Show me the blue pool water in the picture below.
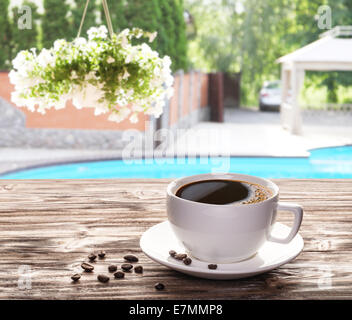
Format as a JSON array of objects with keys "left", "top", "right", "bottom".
[{"left": 1, "top": 146, "right": 352, "bottom": 179}]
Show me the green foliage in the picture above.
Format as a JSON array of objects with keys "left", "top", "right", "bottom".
[
  {"left": 185, "top": 0, "right": 241, "bottom": 72},
  {"left": 0, "top": 0, "right": 11, "bottom": 69},
  {"left": 42, "top": 0, "right": 71, "bottom": 49},
  {"left": 104, "top": 0, "right": 128, "bottom": 32},
  {"left": 70, "top": 0, "right": 98, "bottom": 40},
  {"left": 169, "top": 0, "right": 188, "bottom": 71},
  {"left": 158, "top": 0, "right": 176, "bottom": 60},
  {"left": 123, "top": 0, "right": 161, "bottom": 33},
  {"left": 185, "top": 0, "right": 352, "bottom": 105},
  {"left": 239, "top": 0, "right": 294, "bottom": 104},
  {"left": 105, "top": 0, "right": 188, "bottom": 71}
]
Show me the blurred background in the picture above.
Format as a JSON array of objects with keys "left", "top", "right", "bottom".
[
  {"left": 0, "top": 0, "right": 352, "bottom": 178},
  {"left": 2, "top": 0, "right": 352, "bottom": 105}
]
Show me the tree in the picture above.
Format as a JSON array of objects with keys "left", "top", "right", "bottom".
[
  {"left": 123, "top": 0, "right": 162, "bottom": 47},
  {"left": 42, "top": 0, "right": 71, "bottom": 49},
  {"left": 185, "top": 0, "right": 352, "bottom": 105},
  {"left": 184, "top": 0, "right": 242, "bottom": 72},
  {"left": 169, "top": 0, "right": 188, "bottom": 71},
  {"left": 102, "top": 0, "right": 128, "bottom": 32},
  {"left": 108, "top": 0, "right": 188, "bottom": 71},
  {"left": 238, "top": 0, "right": 294, "bottom": 104},
  {"left": 154, "top": 0, "right": 172, "bottom": 61},
  {"left": 0, "top": 0, "right": 11, "bottom": 70},
  {"left": 70, "top": 0, "right": 98, "bottom": 40}
]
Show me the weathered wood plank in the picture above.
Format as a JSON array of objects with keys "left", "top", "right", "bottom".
[{"left": 0, "top": 179, "right": 351, "bottom": 299}]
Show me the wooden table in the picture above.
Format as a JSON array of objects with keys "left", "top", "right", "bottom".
[{"left": 0, "top": 179, "right": 351, "bottom": 300}]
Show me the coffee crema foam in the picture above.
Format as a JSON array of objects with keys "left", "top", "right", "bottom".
[
  {"left": 175, "top": 179, "right": 272, "bottom": 205},
  {"left": 239, "top": 183, "right": 272, "bottom": 205}
]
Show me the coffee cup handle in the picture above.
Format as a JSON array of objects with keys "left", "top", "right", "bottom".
[{"left": 268, "top": 202, "right": 303, "bottom": 244}]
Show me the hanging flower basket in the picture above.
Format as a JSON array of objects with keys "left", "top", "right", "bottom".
[{"left": 9, "top": 25, "right": 174, "bottom": 123}]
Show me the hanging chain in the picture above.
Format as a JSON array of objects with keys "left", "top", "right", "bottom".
[
  {"left": 102, "top": 0, "right": 114, "bottom": 38},
  {"left": 77, "top": 0, "right": 90, "bottom": 38},
  {"left": 77, "top": 0, "right": 114, "bottom": 39}
]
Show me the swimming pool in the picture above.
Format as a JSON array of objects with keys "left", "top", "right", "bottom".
[{"left": 1, "top": 146, "right": 352, "bottom": 179}]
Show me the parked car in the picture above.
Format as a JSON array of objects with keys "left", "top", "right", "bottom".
[{"left": 259, "top": 80, "right": 281, "bottom": 111}]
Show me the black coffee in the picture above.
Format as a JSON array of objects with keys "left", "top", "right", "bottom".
[{"left": 175, "top": 179, "right": 271, "bottom": 205}]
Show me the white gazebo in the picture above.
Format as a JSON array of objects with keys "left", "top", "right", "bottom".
[{"left": 277, "top": 26, "right": 352, "bottom": 134}]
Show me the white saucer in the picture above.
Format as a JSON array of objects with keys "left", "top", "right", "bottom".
[{"left": 140, "top": 221, "right": 304, "bottom": 280}]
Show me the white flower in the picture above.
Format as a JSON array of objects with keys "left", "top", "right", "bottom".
[
  {"left": 149, "top": 31, "right": 157, "bottom": 43},
  {"left": 73, "top": 37, "right": 87, "bottom": 49},
  {"left": 163, "top": 55, "right": 172, "bottom": 69},
  {"left": 85, "top": 71, "right": 97, "bottom": 81},
  {"left": 37, "top": 49, "right": 55, "bottom": 68},
  {"left": 8, "top": 70, "right": 19, "bottom": 85},
  {"left": 53, "top": 39, "right": 67, "bottom": 51},
  {"left": 94, "top": 105, "right": 109, "bottom": 115},
  {"left": 108, "top": 107, "right": 131, "bottom": 123},
  {"left": 122, "top": 69, "right": 130, "bottom": 80},
  {"left": 135, "top": 32, "right": 143, "bottom": 39},
  {"left": 71, "top": 71, "right": 78, "bottom": 79},
  {"left": 125, "top": 47, "right": 137, "bottom": 63},
  {"left": 54, "top": 97, "right": 68, "bottom": 110},
  {"left": 129, "top": 113, "right": 138, "bottom": 123},
  {"left": 166, "top": 87, "right": 175, "bottom": 99},
  {"left": 9, "top": 26, "right": 174, "bottom": 124},
  {"left": 12, "top": 50, "right": 28, "bottom": 70},
  {"left": 107, "top": 56, "right": 115, "bottom": 64},
  {"left": 87, "top": 25, "right": 108, "bottom": 40},
  {"left": 121, "top": 35, "right": 129, "bottom": 49},
  {"left": 120, "top": 28, "right": 130, "bottom": 37},
  {"left": 131, "top": 104, "right": 144, "bottom": 112}
]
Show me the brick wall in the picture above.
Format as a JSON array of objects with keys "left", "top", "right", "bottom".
[{"left": 0, "top": 71, "right": 209, "bottom": 132}]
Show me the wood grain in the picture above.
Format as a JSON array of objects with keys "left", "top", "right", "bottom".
[{"left": 0, "top": 179, "right": 351, "bottom": 300}]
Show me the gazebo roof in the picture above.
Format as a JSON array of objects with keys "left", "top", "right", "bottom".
[{"left": 277, "top": 26, "right": 352, "bottom": 66}]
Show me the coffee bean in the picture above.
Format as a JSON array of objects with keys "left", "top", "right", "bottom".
[
  {"left": 183, "top": 257, "right": 192, "bottom": 265},
  {"left": 265, "top": 276, "right": 279, "bottom": 287},
  {"left": 169, "top": 250, "right": 177, "bottom": 257},
  {"left": 124, "top": 255, "right": 139, "bottom": 263},
  {"left": 154, "top": 282, "right": 165, "bottom": 291},
  {"left": 208, "top": 264, "right": 217, "bottom": 270},
  {"left": 98, "top": 250, "right": 106, "bottom": 258},
  {"left": 114, "top": 271, "right": 125, "bottom": 279},
  {"left": 81, "top": 262, "right": 94, "bottom": 272},
  {"left": 71, "top": 274, "right": 81, "bottom": 282},
  {"left": 121, "top": 263, "right": 133, "bottom": 272},
  {"left": 108, "top": 265, "right": 117, "bottom": 272},
  {"left": 97, "top": 274, "right": 109, "bottom": 283},
  {"left": 265, "top": 276, "right": 284, "bottom": 289},
  {"left": 88, "top": 253, "right": 97, "bottom": 261},
  {"left": 276, "top": 283, "right": 284, "bottom": 289},
  {"left": 134, "top": 266, "right": 143, "bottom": 274},
  {"left": 175, "top": 253, "right": 187, "bottom": 260}
]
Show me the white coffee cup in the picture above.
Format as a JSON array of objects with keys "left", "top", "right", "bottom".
[{"left": 167, "top": 173, "right": 303, "bottom": 263}]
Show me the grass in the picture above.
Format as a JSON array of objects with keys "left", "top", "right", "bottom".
[
  {"left": 300, "top": 85, "right": 352, "bottom": 108},
  {"left": 242, "top": 84, "right": 352, "bottom": 109}
]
